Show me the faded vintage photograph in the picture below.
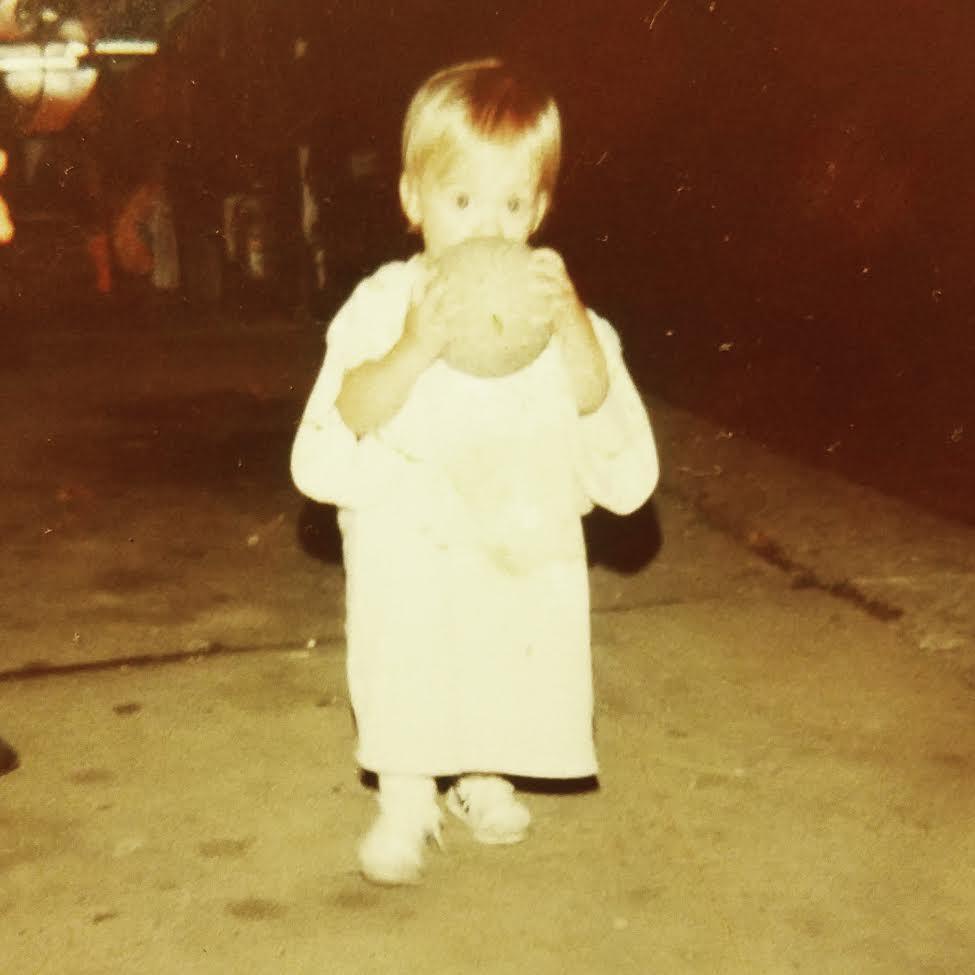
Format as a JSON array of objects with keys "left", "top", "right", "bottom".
[{"left": 1, "top": 2, "right": 973, "bottom": 972}]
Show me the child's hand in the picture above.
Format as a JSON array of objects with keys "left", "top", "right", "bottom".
[
  {"left": 531, "top": 248, "right": 610, "bottom": 414},
  {"left": 336, "top": 261, "right": 457, "bottom": 436},
  {"left": 401, "top": 260, "right": 454, "bottom": 365},
  {"left": 530, "top": 248, "right": 590, "bottom": 335}
]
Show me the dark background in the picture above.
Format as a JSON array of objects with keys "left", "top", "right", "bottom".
[{"left": 4, "top": 0, "right": 974, "bottom": 524}]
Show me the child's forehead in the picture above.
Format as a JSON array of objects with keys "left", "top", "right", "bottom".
[{"left": 429, "top": 139, "right": 540, "bottom": 189}]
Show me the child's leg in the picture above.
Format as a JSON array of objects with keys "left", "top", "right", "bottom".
[
  {"left": 446, "top": 774, "right": 531, "bottom": 845},
  {"left": 359, "top": 773, "right": 442, "bottom": 886}
]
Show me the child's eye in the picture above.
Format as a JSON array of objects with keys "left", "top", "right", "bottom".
[
  {"left": 507, "top": 197, "right": 522, "bottom": 214},
  {"left": 454, "top": 193, "right": 470, "bottom": 210}
]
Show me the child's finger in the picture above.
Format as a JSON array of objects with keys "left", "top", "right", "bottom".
[
  {"left": 410, "top": 276, "right": 429, "bottom": 305},
  {"left": 410, "top": 258, "right": 441, "bottom": 304},
  {"left": 532, "top": 250, "right": 574, "bottom": 291},
  {"left": 532, "top": 247, "right": 567, "bottom": 276},
  {"left": 530, "top": 267, "right": 573, "bottom": 307},
  {"left": 421, "top": 278, "right": 450, "bottom": 312},
  {"left": 0, "top": 150, "right": 7, "bottom": 177},
  {"left": 532, "top": 245, "right": 563, "bottom": 264}
]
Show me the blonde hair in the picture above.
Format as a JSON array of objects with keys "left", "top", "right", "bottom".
[{"left": 402, "top": 58, "right": 562, "bottom": 198}]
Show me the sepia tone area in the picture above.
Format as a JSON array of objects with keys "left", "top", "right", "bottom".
[{"left": 2, "top": 2, "right": 973, "bottom": 972}]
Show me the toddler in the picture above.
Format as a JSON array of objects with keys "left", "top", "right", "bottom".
[{"left": 291, "top": 59, "right": 659, "bottom": 885}]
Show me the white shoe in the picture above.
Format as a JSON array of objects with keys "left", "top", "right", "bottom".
[
  {"left": 446, "top": 774, "right": 531, "bottom": 845},
  {"left": 358, "top": 775, "right": 443, "bottom": 886}
]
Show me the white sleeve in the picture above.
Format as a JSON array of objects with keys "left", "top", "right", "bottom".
[
  {"left": 577, "top": 312, "right": 660, "bottom": 515},
  {"left": 290, "top": 264, "right": 415, "bottom": 509}
]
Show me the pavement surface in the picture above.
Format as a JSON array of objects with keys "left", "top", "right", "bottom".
[{"left": 1, "top": 305, "right": 973, "bottom": 974}]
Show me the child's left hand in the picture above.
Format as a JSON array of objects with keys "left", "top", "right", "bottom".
[
  {"left": 530, "top": 247, "right": 590, "bottom": 335},
  {"left": 531, "top": 248, "right": 610, "bottom": 414}
]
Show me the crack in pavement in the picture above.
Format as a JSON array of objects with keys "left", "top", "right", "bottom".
[
  {"left": 0, "top": 636, "right": 344, "bottom": 684},
  {"left": 661, "top": 483, "right": 905, "bottom": 623}
]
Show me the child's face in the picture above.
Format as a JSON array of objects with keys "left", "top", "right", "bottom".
[{"left": 400, "top": 138, "right": 549, "bottom": 258}]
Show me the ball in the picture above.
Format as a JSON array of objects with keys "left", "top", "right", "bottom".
[{"left": 434, "top": 237, "right": 557, "bottom": 378}]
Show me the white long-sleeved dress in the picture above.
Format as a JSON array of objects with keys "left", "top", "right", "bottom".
[{"left": 291, "top": 257, "right": 659, "bottom": 779}]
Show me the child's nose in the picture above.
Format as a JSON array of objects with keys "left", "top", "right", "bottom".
[{"left": 474, "top": 211, "right": 503, "bottom": 238}]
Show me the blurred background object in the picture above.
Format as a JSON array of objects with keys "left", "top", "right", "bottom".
[{"left": 1, "top": 0, "right": 166, "bottom": 304}]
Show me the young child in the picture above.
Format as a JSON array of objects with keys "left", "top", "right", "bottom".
[{"left": 291, "top": 58, "right": 659, "bottom": 885}]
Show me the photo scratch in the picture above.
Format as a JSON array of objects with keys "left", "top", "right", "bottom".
[{"left": 645, "top": 0, "right": 674, "bottom": 31}]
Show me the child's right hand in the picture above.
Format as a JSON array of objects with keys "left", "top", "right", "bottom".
[{"left": 401, "top": 261, "right": 454, "bottom": 365}]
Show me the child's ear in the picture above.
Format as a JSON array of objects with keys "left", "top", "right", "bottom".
[
  {"left": 531, "top": 191, "right": 551, "bottom": 234},
  {"left": 399, "top": 173, "right": 421, "bottom": 228}
]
